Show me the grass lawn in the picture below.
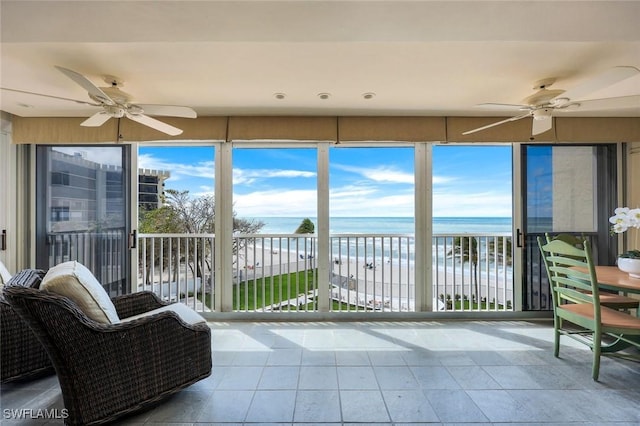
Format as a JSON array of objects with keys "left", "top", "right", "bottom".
[
  {"left": 233, "top": 269, "right": 318, "bottom": 311},
  {"left": 200, "top": 269, "right": 368, "bottom": 311}
]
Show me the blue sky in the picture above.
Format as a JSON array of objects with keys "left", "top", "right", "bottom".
[{"left": 138, "top": 145, "right": 512, "bottom": 218}]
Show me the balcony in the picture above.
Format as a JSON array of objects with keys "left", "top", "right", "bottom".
[{"left": 136, "top": 232, "right": 513, "bottom": 315}]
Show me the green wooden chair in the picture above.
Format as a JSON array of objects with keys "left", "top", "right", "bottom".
[
  {"left": 538, "top": 237, "right": 640, "bottom": 380},
  {"left": 545, "top": 234, "right": 639, "bottom": 311}
]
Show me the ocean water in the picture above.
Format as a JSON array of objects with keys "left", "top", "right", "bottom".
[
  {"left": 246, "top": 216, "right": 512, "bottom": 235},
  {"left": 243, "top": 216, "right": 512, "bottom": 268}
]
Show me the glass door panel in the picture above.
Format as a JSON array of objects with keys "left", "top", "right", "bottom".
[
  {"left": 328, "top": 146, "right": 415, "bottom": 312},
  {"left": 137, "top": 145, "right": 215, "bottom": 309},
  {"left": 432, "top": 145, "right": 513, "bottom": 311},
  {"left": 36, "top": 146, "right": 130, "bottom": 296},
  {"left": 522, "top": 144, "right": 617, "bottom": 310},
  {"left": 232, "top": 147, "right": 317, "bottom": 312}
]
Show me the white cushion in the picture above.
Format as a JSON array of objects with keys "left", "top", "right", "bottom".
[
  {"left": 40, "top": 261, "right": 120, "bottom": 324},
  {"left": 0, "top": 260, "right": 11, "bottom": 287},
  {"left": 121, "top": 303, "right": 206, "bottom": 326}
]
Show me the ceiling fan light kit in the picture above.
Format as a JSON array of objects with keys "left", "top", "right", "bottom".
[
  {"left": 463, "top": 66, "right": 640, "bottom": 137},
  {"left": 532, "top": 109, "right": 552, "bottom": 120}
]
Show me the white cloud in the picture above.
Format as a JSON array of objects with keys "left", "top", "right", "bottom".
[
  {"left": 330, "top": 185, "right": 378, "bottom": 199},
  {"left": 233, "top": 168, "right": 316, "bottom": 185},
  {"left": 138, "top": 153, "right": 214, "bottom": 182},
  {"left": 332, "top": 192, "right": 415, "bottom": 217},
  {"left": 234, "top": 189, "right": 317, "bottom": 216},
  {"left": 234, "top": 186, "right": 415, "bottom": 217},
  {"left": 193, "top": 185, "right": 215, "bottom": 197},
  {"left": 364, "top": 168, "right": 414, "bottom": 184},
  {"left": 433, "top": 175, "right": 456, "bottom": 184}
]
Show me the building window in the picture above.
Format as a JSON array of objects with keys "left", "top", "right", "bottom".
[
  {"left": 51, "top": 206, "right": 70, "bottom": 222},
  {"left": 51, "top": 171, "right": 70, "bottom": 186}
]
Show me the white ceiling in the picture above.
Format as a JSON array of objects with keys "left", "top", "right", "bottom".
[{"left": 1, "top": 0, "right": 639, "bottom": 120}]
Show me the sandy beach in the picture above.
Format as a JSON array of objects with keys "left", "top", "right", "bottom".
[{"left": 235, "top": 245, "right": 513, "bottom": 311}]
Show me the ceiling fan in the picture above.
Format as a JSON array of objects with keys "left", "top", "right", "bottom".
[
  {"left": 463, "top": 66, "right": 640, "bottom": 136},
  {"left": 2, "top": 66, "right": 197, "bottom": 136}
]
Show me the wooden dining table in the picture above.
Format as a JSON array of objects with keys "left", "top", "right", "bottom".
[
  {"left": 593, "top": 265, "right": 640, "bottom": 295},
  {"left": 592, "top": 266, "right": 640, "bottom": 352}
]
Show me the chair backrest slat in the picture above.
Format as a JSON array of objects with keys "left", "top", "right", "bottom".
[{"left": 537, "top": 235, "right": 601, "bottom": 319}]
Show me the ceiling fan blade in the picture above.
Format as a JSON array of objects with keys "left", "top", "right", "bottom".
[
  {"left": 462, "top": 113, "right": 531, "bottom": 135},
  {"left": 55, "top": 66, "right": 115, "bottom": 106},
  {"left": 569, "top": 95, "right": 640, "bottom": 112},
  {"left": 560, "top": 66, "right": 640, "bottom": 102},
  {"left": 81, "top": 111, "right": 112, "bottom": 127},
  {"left": 126, "top": 113, "right": 183, "bottom": 136},
  {"left": 531, "top": 117, "right": 553, "bottom": 135},
  {"left": 0, "top": 87, "right": 101, "bottom": 106},
  {"left": 134, "top": 104, "right": 197, "bottom": 118},
  {"left": 474, "top": 103, "right": 529, "bottom": 110}
]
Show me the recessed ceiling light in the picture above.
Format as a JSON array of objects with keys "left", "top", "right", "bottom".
[
  {"left": 363, "top": 92, "right": 376, "bottom": 100},
  {"left": 274, "top": 93, "right": 286, "bottom": 100},
  {"left": 318, "top": 93, "right": 331, "bottom": 100}
]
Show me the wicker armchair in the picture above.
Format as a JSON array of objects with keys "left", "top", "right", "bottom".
[
  {"left": 3, "top": 286, "right": 212, "bottom": 425},
  {"left": 0, "top": 269, "right": 54, "bottom": 382}
]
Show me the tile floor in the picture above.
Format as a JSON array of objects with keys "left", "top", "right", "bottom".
[{"left": 1, "top": 320, "right": 639, "bottom": 425}]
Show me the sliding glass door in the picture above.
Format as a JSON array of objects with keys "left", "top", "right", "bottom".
[
  {"left": 35, "top": 146, "right": 131, "bottom": 296},
  {"left": 521, "top": 144, "right": 617, "bottom": 310}
]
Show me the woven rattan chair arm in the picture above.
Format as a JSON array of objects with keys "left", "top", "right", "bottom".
[
  {"left": 0, "top": 301, "right": 53, "bottom": 382},
  {"left": 112, "top": 290, "right": 169, "bottom": 318},
  {"left": 110, "top": 309, "right": 211, "bottom": 333}
]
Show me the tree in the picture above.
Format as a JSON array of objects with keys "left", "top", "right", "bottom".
[
  {"left": 295, "top": 218, "right": 315, "bottom": 234},
  {"left": 138, "top": 204, "right": 183, "bottom": 285},
  {"left": 295, "top": 218, "right": 316, "bottom": 270},
  {"left": 231, "top": 211, "right": 265, "bottom": 270},
  {"left": 447, "top": 236, "right": 479, "bottom": 302},
  {"left": 139, "top": 189, "right": 264, "bottom": 281},
  {"left": 488, "top": 237, "right": 512, "bottom": 265},
  {"left": 161, "top": 188, "right": 264, "bottom": 235},
  {"left": 164, "top": 189, "right": 214, "bottom": 234}
]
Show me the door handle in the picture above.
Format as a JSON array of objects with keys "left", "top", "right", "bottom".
[
  {"left": 128, "top": 230, "right": 137, "bottom": 249},
  {"left": 516, "top": 228, "right": 524, "bottom": 248},
  {"left": 1, "top": 230, "right": 6, "bottom": 251}
]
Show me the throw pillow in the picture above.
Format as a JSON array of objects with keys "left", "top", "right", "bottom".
[
  {"left": 40, "top": 261, "right": 120, "bottom": 324},
  {"left": 6, "top": 269, "right": 46, "bottom": 289}
]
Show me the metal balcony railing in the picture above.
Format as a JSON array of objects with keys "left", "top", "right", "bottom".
[
  {"left": 137, "top": 232, "right": 514, "bottom": 314},
  {"left": 137, "top": 233, "right": 215, "bottom": 312},
  {"left": 46, "top": 229, "right": 127, "bottom": 296}
]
